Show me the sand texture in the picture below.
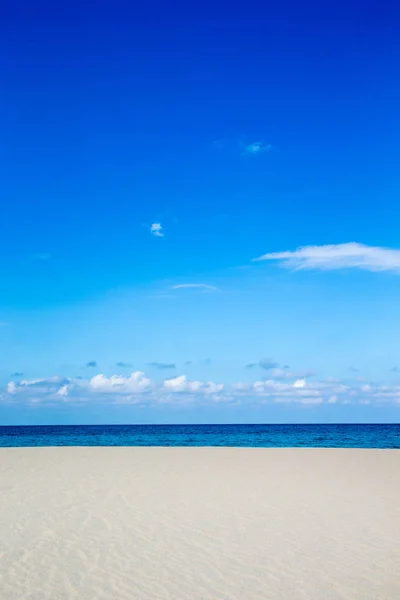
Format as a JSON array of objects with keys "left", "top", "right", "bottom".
[{"left": 0, "top": 447, "right": 399, "bottom": 599}]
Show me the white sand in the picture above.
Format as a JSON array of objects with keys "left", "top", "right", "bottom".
[{"left": 0, "top": 447, "right": 399, "bottom": 600}]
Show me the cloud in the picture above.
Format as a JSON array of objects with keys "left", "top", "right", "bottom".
[
  {"left": 253, "top": 243, "right": 400, "bottom": 272},
  {"left": 150, "top": 223, "right": 164, "bottom": 237},
  {"left": 116, "top": 362, "right": 132, "bottom": 368},
  {"left": 214, "top": 138, "right": 272, "bottom": 157},
  {"left": 263, "top": 368, "right": 316, "bottom": 381},
  {"left": 390, "top": 366, "right": 399, "bottom": 372},
  {"left": 163, "top": 375, "right": 223, "bottom": 395},
  {"left": 0, "top": 322, "right": 9, "bottom": 327},
  {"left": 258, "top": 358, "right": 279, "bottom": 370},
  {"left": 242, "top": 141, "right": 272, "bottom": 156},
  {"left": 12, "top": 372, "right": 24, "bottom": 377},
  {"left": 349, "top": 367, "right": 359, "bottom": 372},
  {"left": 293, "top": 378, "right": 306, "bottom": 389},
  {"left": 57, "top": 385, "right": 69, "bottom": 397},
  {"left": 163, "top": 375, "right": 202, "bottom": 393},
  {"left": 184, "top": 361, "right": 193, "bottom": 366},
  {"left": 6, "top": 376, "right": 73, "bottom": 401},
  {"left": 148, "top": 362, "right": 176, "bottom": 370},
  {"left": 172, "top": 284, "right": 219, "bottom": 292},
  {"left": 268, "top": 368, "right": 294, "bottom": 380},
  {"left": 246, "top": 363, "right": 257, "bottom": 369},
  {"left": 4, "top": 371, "right": 400, "bottom": 407},
  {"left": 86, "top": 361, "right": 97, "bottom": 368},
  {"left": 89, "top": 372, "right": 151, "bottom": 394}
]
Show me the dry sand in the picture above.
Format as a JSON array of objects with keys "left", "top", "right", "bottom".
[{"left": 0, "top": 447, "right": 399, "bottom": 599}]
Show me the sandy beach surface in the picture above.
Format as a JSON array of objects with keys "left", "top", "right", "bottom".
[{"left": 0, "top": 447, "right": 399, "bottom": 600}]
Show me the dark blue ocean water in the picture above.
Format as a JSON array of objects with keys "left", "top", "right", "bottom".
[{"left": 0, "top": 424, "right": 399, "bottom": 448}]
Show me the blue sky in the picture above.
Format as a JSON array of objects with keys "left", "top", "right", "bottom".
[{"left": 1, "top": 0, "right": 399, "bottom": 424}]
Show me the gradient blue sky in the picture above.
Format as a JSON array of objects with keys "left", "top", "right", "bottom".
[{"left": 1, "top": 0, "right": 399, "bottom": 424}]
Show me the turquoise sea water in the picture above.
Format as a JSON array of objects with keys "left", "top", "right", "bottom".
[{"left": 0, "top": 424, "right": 399, "bottom": 448}]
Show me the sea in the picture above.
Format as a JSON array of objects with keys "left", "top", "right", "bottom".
[{"left": 0, "top": 423, "right": 399, "bottom": 448}]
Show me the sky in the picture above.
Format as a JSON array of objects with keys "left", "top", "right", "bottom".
[{"left": 0, "top": 0, "right": 399, "bottom": 424}]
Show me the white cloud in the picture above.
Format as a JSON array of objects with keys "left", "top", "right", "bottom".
[
  {"left": 6, "top": 376, "right": 74, "bottom": 403},
  {"left": 163, "top": 375, "right": 203, "bottom": 393},
  {"left": 150, "top": 223, "right": 164, "bottom": 237},
  {"left": 204, "top": 381, "right": 224, "bottom": 394},
  {"left": 293, "top": 378, "right": 306, "bottom": 389},
  {"left": 57, "top": 385, "right": 69, "bottom": 396},
  {"left": 242, "top": 141, "right": 272, "bottom": 156},
  {"left": 269, "top": 368, "right": 290, "bottom": 379},
  {"left": 214, "top": 138, "right": 272, "bottom": 157},
  {"left": 89, "top": 372, "right": 151, "bottom": 394},
  {"left": 4, "top": 371, "right": 400, "bottom": 408},
  {"left": 163, "top": 375, "right": 222, "bottom": 392},
  {"left": 172, "top": 284, "right": 219, "bottom": 292},
  {"left": 9, "top": 376, "right": 71, "bottom": 392},
  {"left": 361, "top": 384, "right": 372, "bottom": 393},
  {"left": 299, "top": 396, "right": 324, "bottom": 405},
  {"left": 7, "top": 381, "right": 17, "bottom": 394},
  {"left": 254, "top": 243, "right": 400, "bottom": 272}
]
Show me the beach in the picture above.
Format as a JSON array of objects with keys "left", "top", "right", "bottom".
[{"left": 0, "top": 447, "right": 399, "bottom": 599}]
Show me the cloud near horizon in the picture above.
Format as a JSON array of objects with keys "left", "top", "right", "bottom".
[
  {"left": 254, "top": 243, "right": 400, "bottom": 272},
  {"left": 3, "top": 371, "right": 400, "bottom": 408}
]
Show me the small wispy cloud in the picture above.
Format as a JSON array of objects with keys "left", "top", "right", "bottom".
[
  {"left": 0, "top": 322, "right": 8, "bottom": 327},
  {"left": 12, "top": 372, "right": 24, "bottom": 377},
  {"left": 148, "top": 362, "right": 176, "bottom": 370},
  {"left": 390, "top": 366, "right": 399, "bottom": 372},
  {"left": 246, "top": 363, "right": 257, "bottom": 369},
  {"left": 150, "top": 223, "right": 164, "bottom": 237},
  {"left": 254, "top": 243, "right": 400, "bottom": 272},
  {"left": 242, "top": 141, "right": 272, "bottom": 156},
  {"left": 172, "top": 284, "right": 219, "bottom": 292},
  {"left": 116, "top": 362, "right": 132, "bottom": 368},
  {"left": 349, "top": 367, "right": 359, "bottom": 372},
  {"left": 86, "top": 361, "right": 97, "bottom": 368},
  {"left": 214, "top": 138, "right": 272, "bottom": 157}
]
